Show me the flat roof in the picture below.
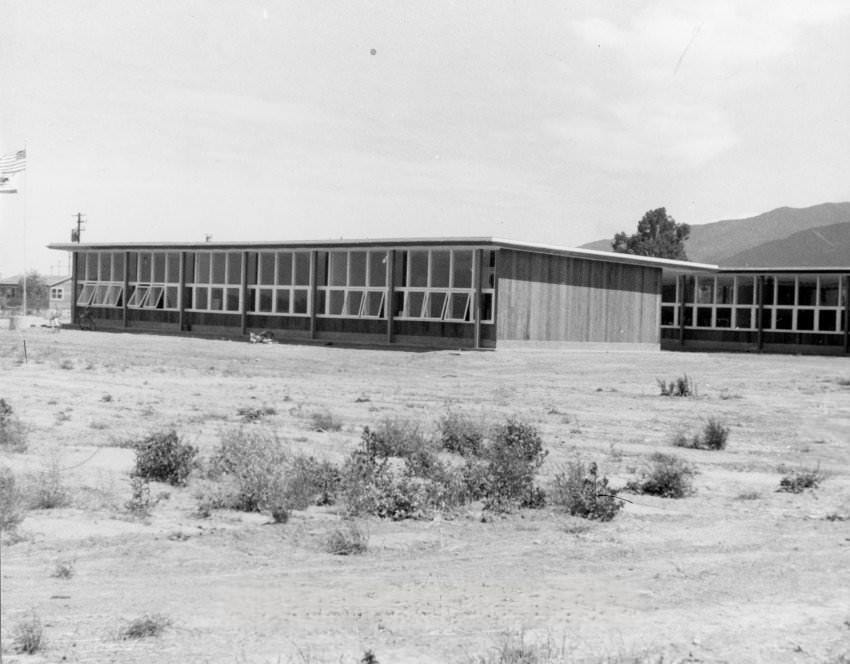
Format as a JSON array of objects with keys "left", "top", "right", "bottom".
[{"left": 47, "top": 236, "right": 719, "bottom": 272}]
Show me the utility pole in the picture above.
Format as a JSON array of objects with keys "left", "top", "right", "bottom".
[{"left": 71, "top": 212, "right": 85, "bottom": 243}]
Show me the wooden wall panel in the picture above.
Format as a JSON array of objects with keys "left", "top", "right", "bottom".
[{"left": 496, "top": 249, "right": 662, "bottom": 344}]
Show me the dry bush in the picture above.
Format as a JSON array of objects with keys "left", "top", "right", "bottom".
[
  {"left": 626, "top": 453, "right": 696, "bottom": 498},
  {"left": 361, "top": 418, "right": 432, "bottom": 458},
  {"left": 13, "top": 611, "right": 45, "bottom": 654},
  {"left": 657, "top": 374, "right": 695, "bottom": 397},
  {"left": 125, "top": 477, "right": 157, "bottom": 517},
  {"left": 119, "top": 613, "right": 172, "bottom": 639},
  {"left": 673, "top": 419, "right": 729, "bottom": 450},
  {"left": 0, "top": 398, "right": 27, "bottom": 452},
  {"left": 0, "top": 465, "right": 24, "bottom": 531},
  {"left": 438, "top": 410, "right": 487, "bottom": 457},
  {"left": 778, "top": 467, "right": 825, "bottom": 493},
  {"left": 310, "top": 409, "right": 343, "bottom": 432},
  {"left": 132, "top": 430, "right": 198, "bottom": 486},
  {"left": 482, "top": 419, "right": 548, "bottom": 512},
  {"left": 549, "top": 460, "right": 623, "bottom": 521},
  {"left": 324, "top": 521, "right": 369, "bottom": 555},
  {"left": 27, "top": 457, "right": 70, "bottom": 509},
  {"left": 52, "top": 560, "right": 75, "bottom": 579}
]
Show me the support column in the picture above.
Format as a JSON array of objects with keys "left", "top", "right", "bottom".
[
  {"left": 122, "top": 251, "right": 129, "bottom": 328},
  {"left": 178, "top": 252, "right": 186, "bottom": 331},
  {"left": 70, "top": 252, "right": 78, "bottom": 325},
  {"left": 386, "top": 250, "right": 395, "bottom": 345},
  {"left": 309, "top": 250, "right": 318, "bottom": 340},
  {"left": 678, "top": 274, "right": 686, "bottom": 347},
  {"left": 844, "top": 275, "right": 850, "bottom": 354},
  {"left": 756, "top": 275, "right": 765, "bottom": 351},
  {"left": 240, "top": 251, "right": 249, "bottom": 336},
  {"left": 473, "top": 248, "right": 482, "bottom": 350}
]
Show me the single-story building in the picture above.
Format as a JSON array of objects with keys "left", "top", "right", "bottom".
[
  {"left": 46, "top": 238, "right": 850, "bottom": 354},
  {"left": 47, "top": 275, "right": 73, "bottom": 317}
]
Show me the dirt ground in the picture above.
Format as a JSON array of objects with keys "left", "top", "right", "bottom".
[{"left": 1, "top": 328, "right": 849, "bottom": 663}]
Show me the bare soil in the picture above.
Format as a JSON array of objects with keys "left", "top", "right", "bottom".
[{"left": 1, "top": 329, "right": 849, "bottom": 663}]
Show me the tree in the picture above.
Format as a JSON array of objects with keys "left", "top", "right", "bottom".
[
  {"left": 10, "top": 272, "right": 49, "bottom": 313},
  {"left": 612, "top": 208, "right": 690, "bottom": 260}
]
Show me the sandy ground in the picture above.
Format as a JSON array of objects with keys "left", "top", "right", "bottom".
[{"left": 1, "top": 328, "right": 849, "bottom": 663}]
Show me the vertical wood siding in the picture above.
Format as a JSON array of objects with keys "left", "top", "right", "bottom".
[{"left": 496, "top": 250, "right": 661, "bottom": 343}]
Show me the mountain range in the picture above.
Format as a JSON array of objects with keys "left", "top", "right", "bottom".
[{"left": 580, "top": 202, "right": 850, "bottom": 267}]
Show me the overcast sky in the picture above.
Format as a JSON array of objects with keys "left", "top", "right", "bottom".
[{"left": 2, "top": 0, "right": 849, "bottom": 275}]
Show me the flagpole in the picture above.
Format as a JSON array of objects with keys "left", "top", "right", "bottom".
[{"left": 22, "top": 143, "right": 28, "bottom": 316}]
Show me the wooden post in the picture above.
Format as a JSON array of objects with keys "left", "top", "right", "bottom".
[
  {"left": 756, "top": 275, "right": 765, "bottom": 351},
  {"left": 178, "top": 252, "right": 186, "bottom": 331},
  {"left": 309, "top": 250, "right": 318, "bottom": 340},
  {"left": 240, "top": 251, "right": 249, "bottom": 336},
  {"left": 473, "top": 248, "right": 482, "bottom": 350},
  {"left": 122, "top": 251, "right": 129, "bottom": 328},
  {"left": 70, "top": 251, "right": 78, "bottom": 325},
  {"left": 386, "top": 250, "right": 395, "bottom": 345},
  {"left": 678, "top": 274, "right": 686, "bottom": 347}
]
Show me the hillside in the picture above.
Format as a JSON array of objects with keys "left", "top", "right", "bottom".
[
  {"left": 581, "top": 202, "right": 850, "bottom": 266},
  {"left": 721, "top": 221, "right": 850, "bottom": 267}
]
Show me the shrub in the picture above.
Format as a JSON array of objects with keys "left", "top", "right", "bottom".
[
  {"left": 125, "top": 477, "right": 157, "bottom": 517},
  {"left": 0, "top": 466, "right": 24, "bottom": 531},
  {"left": 657, "top": 374, "right": 695, "bottom": 397},
  {"left": 119, "top": 614, "right": 172, "bottom": 639},
  {"left": 0, "top": 398, "right": 27, "bottom": 452},
  {"left": 778, "top": 467, "right": 825, "bottom": 493},
  {"left": 237, "top": 406, "right": 277, "bottom": 423},
  {"left": 549, "top": 460, "right": 623, "bottom": 521},
  {"left": 132, "top": 430, "right": 197, "bottom": 486},
  {"left": 672, "top": 419, "right": 729, "bottom": 451},
  {"left": 438, "top": 411, "right": 486, "bottom": 457},
  {"left": 361, "top": 419, "right": 432, "bottom": 459},
  {"left": 287, "top": 455, "right": 341, "bottom": 506},
  {"left": 481, "top": 419, "right": 548, "bottom": 512},
  {"left": 325, "top": 521, "right": 369, "bottom": 555},
  {"left": 13, "top": 611, "right": 45, "bottom": 654},
  {"left": 626, "top": 453, "right": 696, "bottom": 498},
  {"left": 27, "top": 457, "right": 70, "bottom": 509},
  {"left": 52, "top": 560, "right": 75, "bottom": 579},
  {"left": 310, "top": 409, "right": 343, "bottom": 432}
]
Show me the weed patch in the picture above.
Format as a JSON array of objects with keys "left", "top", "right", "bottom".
[
  {"left": 52, "top": 560, "right": 75, "bottom": 579},
  {"left": 125, "top": 477, "right": 158, "bottom": 517},
  {"left": 0, "top": 398, "right": 27, "bottom": 452},
  {"left": 325, "top": 521, "right": 369, "bottom": 555},
  {"left": 673, "top": 418, "right": 729, "bottom": 450},
  {"left": 27, "top": 457, "right": 70, "bottom": 509},
  {"left": 626, "top": 453, "right": 696, "bottom": 498},
  {"left": 0, "top": 466, "right": 24, "bottom": 531},
  {"left": 13, "top": 611, "right": 45, "bottom": 654},
  {"left": 310, "top": 409, "right": 343, "bottom": 432},
  {"left": 119, "top": 614, "right": 172, "bottom": 639},
  {"left": 438, "top": 411, "right": 486, "bottom": 457},
  {"left": 481, "top": 419, "right": 548, "bottom": 512}
]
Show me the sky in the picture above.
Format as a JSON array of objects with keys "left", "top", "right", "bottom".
[{"left": 2, "top": 0, "right": 850, "bottom": 276}]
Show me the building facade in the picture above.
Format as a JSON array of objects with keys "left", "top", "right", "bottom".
[{"left": 48, "top": 238, "right": 703, "bottom": 349}]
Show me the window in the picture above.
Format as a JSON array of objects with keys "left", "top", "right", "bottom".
[
  {"left": 189, "top": 251, "right": 241, "bottom": 312},
  {"left": 50, "top": 287, "right": 64, "bottom": 300},
  {"left": 316, "top": 249, "right": 387, "bottom": 318},
  {"left": 127, "top": 251, "right": 180, "bottom": 310},
  {"left": 246, "top": 251, "right": 311, "bottom": 316},
  {"left": 76, "top": 252, "right": 127, "bottom": 308}
]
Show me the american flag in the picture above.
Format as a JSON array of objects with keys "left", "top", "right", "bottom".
[{"left": 0, "top": 149, "right": 26, "bottom": 194}]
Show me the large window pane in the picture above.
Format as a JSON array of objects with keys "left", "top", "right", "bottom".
[
  {"left": 716, "top": 308, "right": 732, "bottom": 328},
  {"left": 480, "top": 250, "right": 496, "bottom": 289},
  {"left": 762, "top": 277, "right": 775, "bottom": 305},
  {"left": 819, "top": 309, "right": 837, "bottom": 332},
  {"left": 428, "top": 292, "right": 447, "bottom": 318},
  {"left": 797, "top": 309, "right": 814, "bottom": 331},
  {"left": 258, "top": 253, "right": 275, "bottom": 285},
  {"left": 406, "top": 291, "right": 424, "bottom": 317},
  {"left": 164, "top": 286, "right": 178, "bottom": 309},
  {"left": 346, "top": 291, "right": 363, "bottom": 316},
  {"left": 369, "top": 252, "right": 387, "bottom": 287},
  {"left": 183, "top": 253, "right": 194, "bottom": 283},
  {"left": 408, "top": 251, "right": 428, "bottom": 288},
  {"left": 225, "top": 288, "right": 240, "bottom": 311},
  {"left": 660, "top": 306, "right": 675, "bottom": 326},
  {"left": 139, "top": 253, "right": 152, "bottom": 282},
  {"left": 86, "top": 253, "right": 98, "bottom": 280},
  {"left": 452, "top": 251, "right": 473, "bottom": 289},
  {"left": 292, "top": 289, "right": 308, "bottom": 314},
  {"left": 735, "top": 308, "right": 752, "bottom": 329},
  {"left": 210, "top": 287, "right": 224, "bottom": 311},
  {"left": 211, "top": 254, "right": 226, "bottom": 284},
  {"left": 148, "top": 286, "right": 164, "bottom": 309},
  {"left": 717, "top": 277, "right": 734, "bottom": 305},
  {"left": 166, "top": 253, "right": 180, "bottom": 283},
  {"left": 430, "top": 251, "right": 451, "bottom": 288},
  {"left": 775, "top": 308, "right": 793, "bottom": 329},
  {"left": 776, "top": 278, "right": 795, "bottom": 306},
  {"left": 196, "top": 254, "right": 210, "bottom": 284},
  {"left": 294, "top": 253, "right": 310, "bottom": 286},
  {"left": 481, "top": 292, "right": 494, "bottom": 321},
  {"left": 798, "top": 277, "right": 817, "bottom": 306},
  {"left": 661, "top": 280, "right": 677, "bottom": 304},
  {"left": 330, "top": 252, "right": 347, "bottom": 286},
  {"left": 99, "top": 254, "right": 111, "bottom": 281},
  {"left": 152, "top": 253, "right": 165, "bottom": 282},
  {"left": 349, "top": 252, "right": 367, "bottom": 287},
  {"left": 736, "top": 277, "right": 754, "bottom": 305},
  {"left": 276, "top": 252, "right": 292, "bottom": 285},
  {"left": 195, "top": 287, "right": 208, "bottom": 310},
  {"left": 258, "top": 289, "right": 273, "bottom": 313},
  {"left": 364, "top": 291, "right": 384, "bottom": 317},
  {"left": 227, "top": 253, "right": 242, "bottom": 285},
  {"left": 820, "top": 278, "right": 839, "bottom": 306},
  {"left": 449, "top": 293, "right": 470, "bottom": 321},
  {"left": 696, "top": 307, "right": 712, "bottom": 327},
  {"left": 696, "top": 278, "right": 714, "bottom": 304},
  {"left": 276, "top": 289, "right": 290, "bottom": 314},
  {"left": 112, "top": 253, "right": 125, "bottom": 282},
  {"left": 328, "top": 290, "right": 345, "bottom": 315}
]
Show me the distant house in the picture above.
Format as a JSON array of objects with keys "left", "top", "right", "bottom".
[
  {"left": 47, "top": 275, "right": 72, "bottom": 316},
  {"left": 0, "top": 275, "right": 20, "bottom": 310}
]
